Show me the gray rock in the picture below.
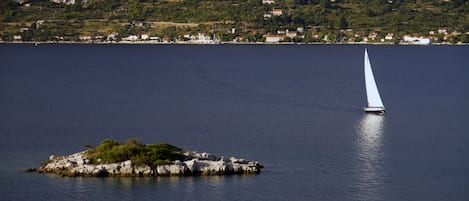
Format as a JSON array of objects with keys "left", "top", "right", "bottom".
[{"left": 38, "top": 150, "right": 262, "bottom": 177}]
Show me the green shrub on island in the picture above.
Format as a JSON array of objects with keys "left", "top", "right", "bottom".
[{"left": 85, "top": 139, "right": 185, "bottom": 168}]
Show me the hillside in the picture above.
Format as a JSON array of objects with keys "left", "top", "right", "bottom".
[{"left": 1, "top": 0, "right": 468, "bottom": 43}]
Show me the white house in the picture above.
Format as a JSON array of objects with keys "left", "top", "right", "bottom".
[
  {"left": 419, "top": 38, "right": 431, "bottom": 45},
  {"left": 438, "top": 28, "right": 448, "bottom": 35},
  {"left": 402, "top": 35, "right": 430, "bottom": 45},
  {"left": 194, "top": 33, "right": 214, "bottom": 44},
  {"left": 107, "top": 33, "right": 118, "bottom": 41},
  {"left": 79, "top": 36, "right": 92, "bottom": 41},
  {"left": 277, "top": 29, "right": 286, "bottom": 35},
  {"left": 272, "top": 8, "right": 282, "bottom": 16},
  {"left": 286, "top": 30, "right": 297, "bottom": 38},
  {"left": 368, "top": 32, "right": 378, "bottom": 41},
  {"left": 262, "top": 0, "right": 275, "bottom": 4},
  {"left": 124, "top": 35, "right": 138, "bottom": 41},
  {"left": 233, "top": 36, "right": 245, "bottom": 42},
  {"left": 140, "top": 34, "right": 150, "bottom": 40},
  {"left": 265, "top": 35, "right": 284, "bottom": 43},
  {"left": 183, "top": 34, "right": 191, "bottom": 39},
  {"left": 51, "top": 0, "right": 76, "bottom": 5},
  {"left": 149, "top": 36, "right": 160, "bottom": 41},
  {"left": 385, "top": 32, "right": 394, "bottom": 40}
]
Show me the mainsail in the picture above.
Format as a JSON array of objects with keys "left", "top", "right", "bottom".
[{"left": 364, "top": 49, "right": 385, "bottom": 112}]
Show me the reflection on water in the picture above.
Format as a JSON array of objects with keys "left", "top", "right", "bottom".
[
  {"left": 354, "top": 114, "right": 385, "bottom": 201},
  {"left": 61, "top": 175, "right": 234, "bottom": 200}
]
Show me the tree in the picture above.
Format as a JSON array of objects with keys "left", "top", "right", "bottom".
[
  {"left": 0, "top": 0, "right": 18, "bottom": 21},
  {"left": 128, "top": 0, "right": 145, "bottom": 21},
  {"left": 303, "top": 30, "right": 313, "bottom": 43},
  {"left": 320, "top": 0, "right": 330, "bottom": 10},
  {"left": 338, "top": 15, "right": 348, "bottom": 29},
  {"left": 162, "top": 26, "right": 177, "bottom": 41},
  {"left": 461, "top": 33, "right": 469, "bottom": 43}
]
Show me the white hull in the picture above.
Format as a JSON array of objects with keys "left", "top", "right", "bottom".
[{"left": 364, "top": 107, "right": 385, "bottom": 113}]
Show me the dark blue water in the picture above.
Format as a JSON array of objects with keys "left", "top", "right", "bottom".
[{"left": 1, "top": 44, "right": 468, "bottom": 201}]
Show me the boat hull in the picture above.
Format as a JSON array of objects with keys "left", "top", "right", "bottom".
[{"left": 364, "top": 107, "right": 386, "bottom": 115}]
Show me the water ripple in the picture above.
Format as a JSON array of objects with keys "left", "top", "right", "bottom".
[{"left": 353, "top": 114, "right": 386, "bottom": 201}]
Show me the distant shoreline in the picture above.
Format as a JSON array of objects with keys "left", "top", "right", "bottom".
[{"left": 1, "top": 41, "right": 469, "bottom": 46}]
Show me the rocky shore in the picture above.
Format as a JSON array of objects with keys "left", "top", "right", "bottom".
[{"left": 36, "top": 151, "right": 263, "bottom": 177}]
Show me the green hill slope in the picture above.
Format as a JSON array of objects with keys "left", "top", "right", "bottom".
[{"left": 1, "top": 0, "right": 468, "bottom": 43}]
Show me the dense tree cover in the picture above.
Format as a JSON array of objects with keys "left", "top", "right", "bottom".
[
  {"left": 85, "top": 139, "right": 185, "bottom": 168},
  {"left": 1, "top": 0, "right": 468, "bottom": 42}
]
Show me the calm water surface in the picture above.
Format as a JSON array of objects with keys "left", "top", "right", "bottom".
[{"left": 0, "top": 44, "right": 468, "bottom": 201}]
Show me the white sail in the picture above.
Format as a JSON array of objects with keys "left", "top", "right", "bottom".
[{"left": 364, "top": 49, "right": 385, "bottom": 112}]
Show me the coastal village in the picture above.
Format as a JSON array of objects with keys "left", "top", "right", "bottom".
[
  {"left": 2, "top": 0, "right": 469, "bottom": 44},
  {"left": 8, "top": 20, "right": 464, "bottom": 45}
]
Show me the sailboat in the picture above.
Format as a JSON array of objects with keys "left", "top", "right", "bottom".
[{"left": 363, "top": 49, "right": 386, "bottom": 115}]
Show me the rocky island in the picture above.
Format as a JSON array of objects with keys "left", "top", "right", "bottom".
[{"left": 35, "top": 139, "right": 262, "bottom": 177}]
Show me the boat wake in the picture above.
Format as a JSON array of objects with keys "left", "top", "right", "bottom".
[{"left": 193, "top": 68, "right": 357, "bottom": 113}]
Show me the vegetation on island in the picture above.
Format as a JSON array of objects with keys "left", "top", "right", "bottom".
[
  {"left": 1, "top": 0, "right": 469, "bottom": 43},
  {"left": 85, "top": 139, "right": 185, "bottom": 168}
]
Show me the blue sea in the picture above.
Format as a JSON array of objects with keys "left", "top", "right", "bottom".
[{"left": 0, "top": 44, "right": 468, "bottom": 201}]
